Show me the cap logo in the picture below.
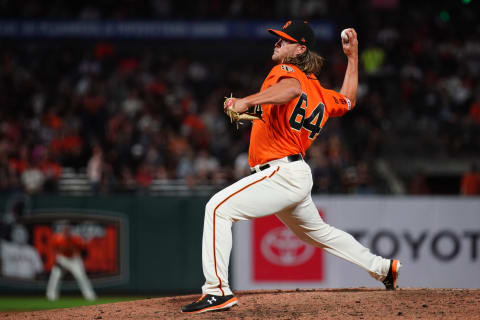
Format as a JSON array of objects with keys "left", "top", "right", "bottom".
[
  {"left": 282, "top": 21, "right": 292, "bottom": 30},
  {"left": 301, "top": 37, "right": 306, "bottom": 42}
]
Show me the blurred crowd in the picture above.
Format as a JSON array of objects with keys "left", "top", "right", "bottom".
[{"left": 0, "top": 0, "right": 479, "bottom": 195}]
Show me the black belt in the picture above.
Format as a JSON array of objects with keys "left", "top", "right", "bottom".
[{"left": 250, "top": 154, "right": 303, "bottom": 174}]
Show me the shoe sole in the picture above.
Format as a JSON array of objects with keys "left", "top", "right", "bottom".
[
  {"left": 182, "top": 297, "right": 238, "bottom": 314},
  {"left": 391, "top": 260, "right": 402, "bottom": 290}
]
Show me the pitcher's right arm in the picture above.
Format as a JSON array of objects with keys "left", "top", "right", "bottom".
[{"left": 339, "top": 28, "right": 358, "bottom": 108}]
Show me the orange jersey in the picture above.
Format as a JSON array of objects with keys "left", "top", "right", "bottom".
[
  {"left": 51, "top": 233, "right": 85, "bottom": 258},
  {"left": 248, "top": 64, "right": 352, "bottom": 167}
]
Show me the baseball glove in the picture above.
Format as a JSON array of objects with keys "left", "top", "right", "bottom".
[{"left": 224, "top": 94, "right": 262, "bottom": 128}]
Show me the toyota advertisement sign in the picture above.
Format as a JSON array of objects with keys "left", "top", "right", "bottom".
[{"left": 232, "top": 197, "right": 480, "bottom": 290}]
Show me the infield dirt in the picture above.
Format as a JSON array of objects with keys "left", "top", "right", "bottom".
[{"left": 3, "top": 288, "right": 480, "bottom": 319}]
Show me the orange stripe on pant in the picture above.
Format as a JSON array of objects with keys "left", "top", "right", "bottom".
[
  {"left": 268, "top": 166, "right": 280, "bottom": 178},
  {"left": 212, "top": 175, "right": 268, "bottom": 296}
]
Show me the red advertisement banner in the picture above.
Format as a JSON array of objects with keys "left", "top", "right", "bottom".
[
  {"left": 0, "top": 212, "right": 124, "bottom": 283},
  {"left": 33, "top": 224, "right": 118, "bottom": 274},
  {"left": 253, "top": 213, "right": 324, "bottom": 282}
]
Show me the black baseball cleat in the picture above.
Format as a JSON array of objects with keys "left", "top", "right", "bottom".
[
  {"left": 383, "top": 259, "right": 402, "bottom": 290},
  {"left": 181, "top": 294, "right": 238, "bottom": 314}
]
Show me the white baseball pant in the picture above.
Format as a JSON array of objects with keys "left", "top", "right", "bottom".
[
  {"left": 201, "top": 157, "right": 391, "bottom": 296},
  {"left": 46, "top": 255, "right": 96, "bottom": 301}
]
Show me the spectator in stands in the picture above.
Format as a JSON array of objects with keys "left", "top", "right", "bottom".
[
  {"left": 193, "top": 149, "right": 219, "bottom": 184},
  {"left": 0, "top": 154, "right": 20, "bottom": 192},
  {"left": 87, "top": 144, "right": 103, "bottom": 194},
  {"left": 117, "top": 165, "right": 136, "bottom": 193},
  {"left": 460, "top": 163, "right": 480, "bottom": 195},
  {"left": 177, "top": 146, "right": 195, "bottom": 181},
  {"left": 135, "top": 161, "right": 154, "bottom": 193},
  {"left": 37, "top": 147, "right": 62, "bottom": 193},
  {"left": 21, "top": 158, "right": 45, "bottom": 194},
  {"left": 233, "top": 152, "right": 250, "bottom": 180},
  {"left": 8, "top": 145, "right": 28, "bottom": 180},
  {"left": 469, "top": 99, "right": 480, "bottom": 125}
]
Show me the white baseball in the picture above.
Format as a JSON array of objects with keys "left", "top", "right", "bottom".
[{"left": 341, "top": 29, "right": 349, "bottom": 42}]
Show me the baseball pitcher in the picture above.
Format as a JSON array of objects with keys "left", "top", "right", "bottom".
[
  {"left": 182, "top": 20, "right": 401, "bottom": 314},
  {"left": 46, "top": 223, "right": 96, "bottom": 301}
]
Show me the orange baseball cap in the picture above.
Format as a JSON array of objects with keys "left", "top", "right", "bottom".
[{"left": 268, "top": 20, "right": 315, "bottom": 49}]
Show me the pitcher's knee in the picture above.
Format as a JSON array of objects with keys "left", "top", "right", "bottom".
[
  {"left": 205, "top": 196, "right": 220, "bottom": 218},
  {"left": 205, "top": 197, "right": 222, "bottom": 220},
  {"left": 205, "top": 195, "right": 233, "bottom": 221}
]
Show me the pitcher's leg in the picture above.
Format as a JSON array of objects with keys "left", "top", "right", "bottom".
[
  {"left": 276, "top": 197, "right": 391, "bottom": 280},
  {"left": 201, "top": 167, "right": 308, "bottom": 296},
  {"left": 201, "top": 197, "right": 234, "bottom": 296}
]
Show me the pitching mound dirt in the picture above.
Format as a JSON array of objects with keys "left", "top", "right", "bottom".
[{"left": 3, "top": 288, "right": 480, "bottom": 319}]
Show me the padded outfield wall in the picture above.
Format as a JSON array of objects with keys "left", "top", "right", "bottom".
[
  {"left": 0, "top": 194, "right": 479, "bottom": 294},
  {"left": 0, "top": 194, "right": 207, "bottom": 294}
]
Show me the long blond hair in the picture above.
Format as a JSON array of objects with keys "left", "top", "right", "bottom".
[{"left": 283, "top": 50, "right": 325, "bottom": 77}]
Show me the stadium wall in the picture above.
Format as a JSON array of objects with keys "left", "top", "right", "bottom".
[
  {"left": 0, "top": 195, "right": 479, "bottom": 294},
  {"left": 0, "top": 195, "right": 207, "bottom": 294}
]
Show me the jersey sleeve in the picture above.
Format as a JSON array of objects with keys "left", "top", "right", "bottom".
[
  {"left": 264, "top": 64, "right": 301, "bottom": 87},
  {"left": 323, "top": 89, "right": 352, "bottom": 117}
]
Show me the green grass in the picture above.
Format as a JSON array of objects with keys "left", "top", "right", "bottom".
[{"left": 0, "top": 296, "right": 147, "bottom": 311}]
